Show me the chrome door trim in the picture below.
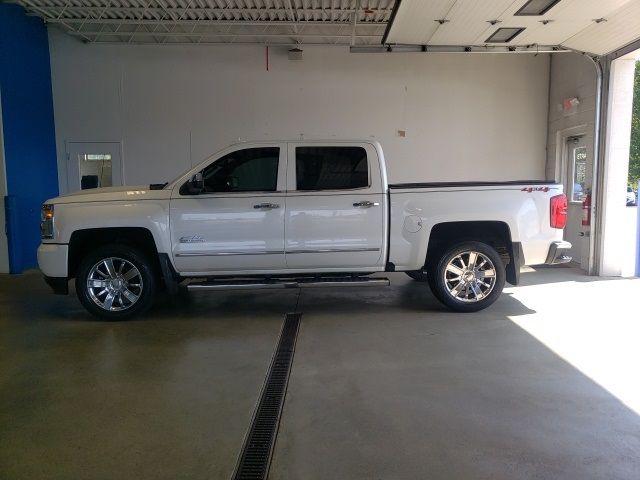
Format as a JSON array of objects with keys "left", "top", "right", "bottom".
[
  {"left": 175, "top": 250, "right": 284, "bottom": 257},
  {"left": 285, "top": 247, "right": 380, "bottom": 254}
]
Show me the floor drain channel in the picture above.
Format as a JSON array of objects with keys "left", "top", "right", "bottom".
[{"left": 232, "top": 312, "right": 302, "bottom": 480}]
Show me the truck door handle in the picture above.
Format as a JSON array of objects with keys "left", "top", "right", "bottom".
[
  {"left": 353, "top": 201, "right": 379, "bottom": 208},
  {"left": 253, "top": 203, "right": 280, "bottom": 209}
]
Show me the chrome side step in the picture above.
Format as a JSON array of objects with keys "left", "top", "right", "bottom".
[{"left": 187, "top": 276, "right": 390, "bottom": 291}]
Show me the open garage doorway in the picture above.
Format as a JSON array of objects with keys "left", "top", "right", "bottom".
[
  {"left": 622, "top": 55, "right": 640, "bottom": 276},
  {"left": 624, "top": 56, "right": 640, "bottom": 276}
]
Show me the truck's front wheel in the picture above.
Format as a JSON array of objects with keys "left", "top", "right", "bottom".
[
  {"left": 76, "top": 245, "right": 157, "bottom": 320},
  {"left": 428, "top": 241, "right": 505, "bottom": 313}
]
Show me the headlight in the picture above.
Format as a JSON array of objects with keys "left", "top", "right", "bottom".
[{"left": 41, "top": 204, "right": 55, "bottom": 239}]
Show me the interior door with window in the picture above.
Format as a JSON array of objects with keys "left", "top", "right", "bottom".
[
  {"left": 170, "top": 145, "right": 287, "bottom": 273},
  {"left": 67, "top": 142, "right": 122, "bottom": 192},
  {"left": 284, "top": 143, "right": 385, "bottom": 269},
  {"left": 564, "top": 135, "right": 590, "bottom": 269}
]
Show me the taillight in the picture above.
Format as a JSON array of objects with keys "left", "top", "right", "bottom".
[{"left": 550, "top": 194, "right": 567, "bottom": 229}]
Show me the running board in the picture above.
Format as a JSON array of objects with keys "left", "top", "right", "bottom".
[{"left": 187, "top": 276, "right": 390, "bottom": 291}]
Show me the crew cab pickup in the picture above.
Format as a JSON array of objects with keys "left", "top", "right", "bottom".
[{"left": 38, "top": 141, "right": 571, "bottom": 319}]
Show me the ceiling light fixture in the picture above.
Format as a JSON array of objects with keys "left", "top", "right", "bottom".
[
  {"left": 485, "top": 27, "right": 526, "bottom": 43},
  {"left": 288, "top": 47, "right": 303, "bottom": 60},
  {"left": 515, "top": 0, "right": 562, "bottom": 16}
]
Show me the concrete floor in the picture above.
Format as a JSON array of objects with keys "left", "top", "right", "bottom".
[{"left": 1, "top": 268, "right": 639, "bottom": 479}]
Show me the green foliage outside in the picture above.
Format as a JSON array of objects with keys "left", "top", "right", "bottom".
[{"left": 630, "top": 61, "right": 640, "bottom": 187}]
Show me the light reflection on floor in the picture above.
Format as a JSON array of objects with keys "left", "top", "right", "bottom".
[{"left": 507, "top": 269, "right": 640, "bottom": 414}]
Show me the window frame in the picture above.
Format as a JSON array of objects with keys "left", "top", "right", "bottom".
[
  {"left": 176, "top": 143, "right": 287, "bottom": 197},
  {"left": 288, "top": 143, "right": 374, "bottom": 193},
  {"left": 200, "top": 147, "right": 280, "bottom": 194}
]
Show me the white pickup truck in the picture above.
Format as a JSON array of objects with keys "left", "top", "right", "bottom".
[{"left": 38, "top": 141, "right": 571, "bottom": 319}]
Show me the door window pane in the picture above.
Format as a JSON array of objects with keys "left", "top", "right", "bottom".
[
  {"left": 79, "top": 153, "right": 112, "bottom": 189},
  {"left": 572, "top": 146, "right": 587, "bottom": 202},
  {"left": 296, "top": 147, "right": 368, "bottom": 191},
  {"left": 202, "top": 147, "right": 279, "bottom": 193}
]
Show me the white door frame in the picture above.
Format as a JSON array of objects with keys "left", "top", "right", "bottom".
[
  {"left": 65, "top": 141, "right": 123, "bottom": 192},
  {"left": 554, "top": 125, "right": 592, "bottom": 271},
  {"left": 284, "top": 142, "right": 386, "bottom": 270},
  {"left": 553, "top": 124, "right": 588, "bottom": 186}
]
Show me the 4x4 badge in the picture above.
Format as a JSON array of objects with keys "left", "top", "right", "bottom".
[{"left": 179, "top": 235, "right": 205, "bottom": 243}]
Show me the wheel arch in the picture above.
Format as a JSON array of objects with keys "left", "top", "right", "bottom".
[
  {"left": 425, "top": 221, "right": 521, "bottom": 285},
  {"left": 68, "top": 227, "right": 160, "bottom": 279}
]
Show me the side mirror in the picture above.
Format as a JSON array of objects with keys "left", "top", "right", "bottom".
[{"left": 186, "top": 172, "right": 204, "bottom": 195}]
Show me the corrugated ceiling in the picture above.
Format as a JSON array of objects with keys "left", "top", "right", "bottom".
[
  {"left": 11, "top": 0, "right": 640, "bottom": 54},
  {"left": 11, "top": 0, "right": 395, "bottom": 46}
]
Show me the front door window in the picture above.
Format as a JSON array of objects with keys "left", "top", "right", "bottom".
[{"left": 201, "top": 147, "right": 279, "bottom": 193}]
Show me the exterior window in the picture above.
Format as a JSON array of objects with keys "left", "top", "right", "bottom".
[
  {"left": 202, "top": 147, "right": 279, "bottom": 193},
  {"left": 295, "top": 147, "right": 368, "bottom": 191},
  {"left": 571, "top": 146, "right": 587, "bottom": 202}
]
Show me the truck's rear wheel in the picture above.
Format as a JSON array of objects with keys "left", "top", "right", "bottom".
[
  {"left": 76, "top": 245, "right": 157, "bottom": 320},
  {"left": 427, "top": 241, "right": 505, "bottom": 313}
]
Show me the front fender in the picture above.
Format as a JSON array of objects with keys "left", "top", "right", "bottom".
[{"left": 51, "top": 200, "right": 171, "bottom": 254}]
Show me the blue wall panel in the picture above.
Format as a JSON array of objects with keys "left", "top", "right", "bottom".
[{"left": 0, "top": 4, "right": 59, "bottom": 273}]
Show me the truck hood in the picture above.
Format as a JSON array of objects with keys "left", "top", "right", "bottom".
[{"left": 47, "top": 185, "right": 173, "bottom": 204}]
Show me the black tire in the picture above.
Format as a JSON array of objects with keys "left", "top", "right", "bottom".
[
  {"left": 76, "top": 244, "right": 157, "bottom": 320},
  {"left": 406, "top": 270, "right": 428, "bottom": 282},
  {"left": 427, "top": 241, "right": 505, "bottom": 313}
]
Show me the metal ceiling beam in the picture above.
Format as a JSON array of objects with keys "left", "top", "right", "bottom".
[
  {"left": 351, "top": 0, "right": 361, "bottom": 46},
  {"left": 89, "top": 40, "right": 369, "bottom": 46},
  {"left": 69, "top": 31, "right": 383, "bottom": 38},
  {"left": 44, "top": 18, "right": 387, "bottom": 27},
  {"left": 14, "top": 0, "right": 394, "bottom": 46},
  {"left": 283, "top": 0, "right": 298, "bottom": 36},
  {"left": 17, "top": 0, "right": 93, "bottom": 42},
  {"left": 24, "top": 6, "right": 391, "bottom": 17}
]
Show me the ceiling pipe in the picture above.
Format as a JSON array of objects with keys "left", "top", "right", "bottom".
[{"left": 351, "top": 45, "right": 571, "bottom": 54}]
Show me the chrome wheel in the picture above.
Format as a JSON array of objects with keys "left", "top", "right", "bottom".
[
  {"left": 443, "top": 250, "right": 496, "bottom": 303},
  {"left": 86, "top": 257, "right": 143, "bottom": 311}
]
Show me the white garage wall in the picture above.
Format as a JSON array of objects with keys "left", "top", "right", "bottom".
[
  {"left": 546, "top": 52, "right": 598, "bottom": 270},
  {"left": 49, "top": 29, "right": 550, "bottom": 192},
  {"left": 546, "top": 53, "right": 598, "bottom": 182}
]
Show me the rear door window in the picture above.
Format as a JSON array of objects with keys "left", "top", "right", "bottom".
[{"left": 295, "top": 146, "right": 368, "bottom": 191}]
